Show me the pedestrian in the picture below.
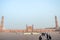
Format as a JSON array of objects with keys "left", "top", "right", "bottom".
[
  {"left": 46, "top": 33, "right": 49, "bottom": 40},
  {"left": 46, "top": 33, "right": 52, "bottom": 40},
  {"left": 39, "top": 35, "right": 42, "bottom": 40},
  {"left": 41, "top": 33, "right": 47, "bottom": 40},
  {"left": 41, "top": 35, "right": 47, "bottom": 40},
  {"left": 48, "top": 35, "right": 51, "bottom": 40}
]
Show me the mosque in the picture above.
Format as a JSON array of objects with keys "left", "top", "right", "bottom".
[{"left": 0, "top": 16, "right": 60, "bottom": 33}]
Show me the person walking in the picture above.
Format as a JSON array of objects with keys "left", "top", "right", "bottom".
[
  {"left": 39, "top": 33, "right": 47, "bottom": 40},
  {"left": 48, "top": 35, "right": 51, "bottom": 40},
  {"left": 46, "top": 33, "right": 52, "bottom": 40},
  {"left": 39, "top": 35, "right": 42, "bottom": 40},
  {"left": 46, "top": 33, "right": 49, "bottom": 40}
]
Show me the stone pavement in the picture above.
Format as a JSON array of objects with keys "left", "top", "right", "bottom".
[{"left": 0, "top": 32, "right": 60, "bottom": 40}]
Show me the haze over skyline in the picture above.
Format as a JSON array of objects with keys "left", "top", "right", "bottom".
[{"left": 0, "top": 0, "right": 60, "bottom": 29}]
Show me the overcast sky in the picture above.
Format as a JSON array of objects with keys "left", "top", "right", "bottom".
[{"left": 0, "top": 0, "right": 60, "bottom": 29}]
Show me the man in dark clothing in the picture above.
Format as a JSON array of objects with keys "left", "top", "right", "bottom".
[
  {"left": 46, "top": 33, "right": 52, "bottom": 40},
  {"left": 46, "top": 34, "right": 49, "bottom": 40},
  {"left": 39, "top": 36, "right": 42, "bottom": 40},
  {"left": 48, "top": 35, "right": 51, "bottom": 40}
]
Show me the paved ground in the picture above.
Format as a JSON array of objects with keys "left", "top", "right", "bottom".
[{"left": 0, "top": 32, "right": 60, "bottom": 40}]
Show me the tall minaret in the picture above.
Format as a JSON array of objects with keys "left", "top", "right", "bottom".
[
  {"left": 1, "top": 16, "right": 4, "bottom": 31},
  {"left": 32, "top": 24, "right": 34, "bottom": 32},
  {"left": 55, "top": 16, "right": 58, "bottom": 29},
  {"left": 26, "top": 24, "right": 28, "bottom": 32}
]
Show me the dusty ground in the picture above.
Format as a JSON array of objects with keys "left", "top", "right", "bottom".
[{"left": 0, "top": 32, "right": 60, "bottom": 40}]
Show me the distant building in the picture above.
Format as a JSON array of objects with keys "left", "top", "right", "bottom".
[
  {"left": 26, "top": 24, "right": 33, "bottom": 32},
  {"left": 0, "top": 16, "right": 59, "bottom": 33}
]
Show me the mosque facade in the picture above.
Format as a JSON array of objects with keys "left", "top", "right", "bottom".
[{"left": 0, "top": 16, "right": 59, "bottom": 33}]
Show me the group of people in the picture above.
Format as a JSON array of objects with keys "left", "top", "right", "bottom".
[{"left": 39, "top": 33, "right": 52, "bottom": 40}]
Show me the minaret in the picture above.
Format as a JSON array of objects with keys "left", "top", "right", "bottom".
[
  {"left": 32, "top": 24, "right": 33, "bottom": 32},
  {"left": 26, "top": 24, "right": 28, "bottom": 32},
  {"left": 55, "top": 16, "right": 58, "bottom": 29},
  {"left": 1, "top": 16, "right": 4, "bottom": 31}
]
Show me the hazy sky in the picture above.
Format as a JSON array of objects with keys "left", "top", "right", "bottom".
[{"left": 0, "top": 0, "right": 60, "bottom": 29}]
